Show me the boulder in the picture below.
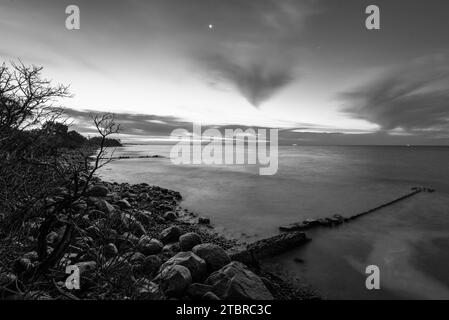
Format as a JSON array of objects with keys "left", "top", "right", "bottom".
[
  {"left": 142, "top": 255, "right": 162, "bottom": 277},
  {"left": 160, "top": 251, "right": 207, "bottom": 282},
  {"left": 192, "top": 243, "right": 230, "bottom": 272},
  {"left": 159, "top": 226, "right": 181, "bottom": 244},
  {"left": 159, "top": 265, "right": 192, "bottom": 297},
  {"left": 135, "top": 279, "right": 164, "bottom": 300},
  {"left": 134, "top": 210, "right": 154, "bottom": 226},
  {"left": 138, "top": 236, "right": 163, "bottom": 255},
  {"left": 117, "top": 199, "right": 132, "bottom": 209},
  {"left": 163, "top": 211, "right": 177, "bottom": 221},
  {"left": 102, "top": 243, "right": 118, "bottom": 259},
  {"left": 205, "top": 261, "right": 273, "bottom": 300},
  {"left": 198, "top": 217, "right": 210, "bottom": 224},
  {"left": 86, "top": 226, "right": 101, "bottom": 238},
  {"left": 179, "top": 232, "right": 202, "bottom": 251},
  {"left": 75, "top": 261, "right": 97, "bottom": 276},
  {"left": 111, "top": 211, "right": 133, "bottom": 229},
  {"left": 130, "top": 221, "right": 146, "bottom": 237},
  {"left": 88, "top": 184, "right": 109, "bottom": 197},
  {"left": 73, "top": 200, "right": 87, "bottom": 211},
  {"left": 116, "top": 232, "right": 139, "bottom": 252},
  {"left": 96, "top": 199, "right": 115, "bottom": 215},
  {"left": 162, "top": 242, "right": 181, "bottom": 254},
  {"left": 128, "top": 252, "right": 146, "bottom": 264}
]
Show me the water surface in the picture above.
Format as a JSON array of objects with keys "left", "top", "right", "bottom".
[{"left": 99, "top": 145, "right": 449, "bottom": 299}]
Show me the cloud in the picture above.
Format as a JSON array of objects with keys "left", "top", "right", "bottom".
[
  {"left": 64, "top": 108, "right": 449, "bottom": 146},
  {"left": 341, "top": 53, "right": 449, "bottom": 133},
  {"left": 203, "top": 54, "right": 294, "bottom": 107},
  {"left": 190, "top": 0, "right": 320, "bottom": 107}
]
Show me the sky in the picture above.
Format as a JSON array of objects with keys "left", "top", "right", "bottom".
[{"left": 1, "top": 0, "right": 449, "bottom": 145}]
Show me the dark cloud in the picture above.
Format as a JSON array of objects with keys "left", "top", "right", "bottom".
[
  {"left": 189, "top": 0, "right": 320, "bottom": 107},
  {"left": 204, "top": 54, "right": 294, "bottom": 107},
  {"left": 341, "top": 53, "right": 449, "bottom": 133}
]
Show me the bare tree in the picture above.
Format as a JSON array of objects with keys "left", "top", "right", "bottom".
[
  {"left": 28, "top": 113, "right": 120, "bottom": 280},
  {"left": 0, "top": 62, "right": 121, "bottom": 284},
  {"left": 0, "top": 61, "right": 70, "bottom": 132}
]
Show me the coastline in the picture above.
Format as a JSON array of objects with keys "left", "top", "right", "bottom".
[
  {"left": 96, "top": 178, "right": 320, "bottom": 300},
  {"left": 0, "top": 175, "right": 318, "bottom": 300}
]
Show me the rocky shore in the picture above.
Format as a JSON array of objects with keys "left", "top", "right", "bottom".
[{"left": 0, "top": 178, "right": 316, "bottom": 300}]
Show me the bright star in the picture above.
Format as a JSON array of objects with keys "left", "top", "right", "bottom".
[{"left": 208, "top": 24, "right": 213, "bottom": 29}]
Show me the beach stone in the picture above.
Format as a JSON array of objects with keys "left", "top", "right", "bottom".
[
  {"left": 187, "top": 283, "right": 213, "bottom": 299},
  {"left": 116, "top": 232, "right": 139, "bottom": 252},
  {"left": 160, "top": 251, "right": 207, "bottom": 282},
  {"left": 192, "top": 243, "right": 230, "bottom": 272},
  {"left": 162, "top": 242, "right": 181, "bottom": 254},
  {"left": 130, "top": 221, "right": 146, "bottom": 237},
  {"left": 159, "top": 265, "right": 192, "bottom": 297},
  {"left": 110, "top": 211, "right": 132, "bottom": 229},
  {"left": 179, "top": 232, "right": 202, "bottom": 251},
  {"left": 142, "top": 255, "right": 162, "bottom": 277},
  {"left": 163, "top": 211, "right": 177, "bottom": 221},
  {"left": 198, "top": 217, "right": 210, "bottom": 224},
  {"left": 73, "top": 200, "right": 87, "bottom": 211},
  {"left": 96, "top": 199, "right": 115, "bottom": 215},
  {"left": 102, "top": 243, "right": 118, "bottom": 259},
  {"left": 117, "top": 199, "right": 132, "bottom": 209},
  {"left": 134, "top": 210, "right": 154, "bottom": 226},
  {"left": 138, "top": 236, "right": 163, "bottom": 255},
  {"left": 88, "top": 184, "right": 109, "bottom": 197},
  {"left": 160, "top": 226, "right": 181, "bottom": 244},
  {"left": 128, "top": 252, "right": 146, "bottom": 264},
  {"left": 205, "top": 261, "right": 273, "bottom": 300},
  {"left": 303, "top": 218, "right": 319, "bottom": 226},
  {"left": 86, "top": 225, "right": 101, "bottom": 238},
  {"left": 120, "top": 232, "right": 139, "bottom": 243},
  {"left": 135, "top": 279, "right": 164, "bottom": 300}
]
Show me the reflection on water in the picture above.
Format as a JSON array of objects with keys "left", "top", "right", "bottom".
[{"left": 99, "top": 145, "right": 449, "bottom": 299}]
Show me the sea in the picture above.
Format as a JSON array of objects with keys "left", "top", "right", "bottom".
[{"left": 98, "top": 144, "right": 449, "bottom": 299}]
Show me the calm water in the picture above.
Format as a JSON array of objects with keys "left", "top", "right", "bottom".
[{"left": 99, "top": 145, "right": 449, "bottom": 299}]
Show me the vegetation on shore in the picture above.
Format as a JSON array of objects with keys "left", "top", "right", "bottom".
[{"left": 0, "top": 61, "right": 314, "bottom": 300}]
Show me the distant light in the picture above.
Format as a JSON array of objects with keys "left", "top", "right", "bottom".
[{"left": 208, "top": 24, "right": 214, "bottom": 29}]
